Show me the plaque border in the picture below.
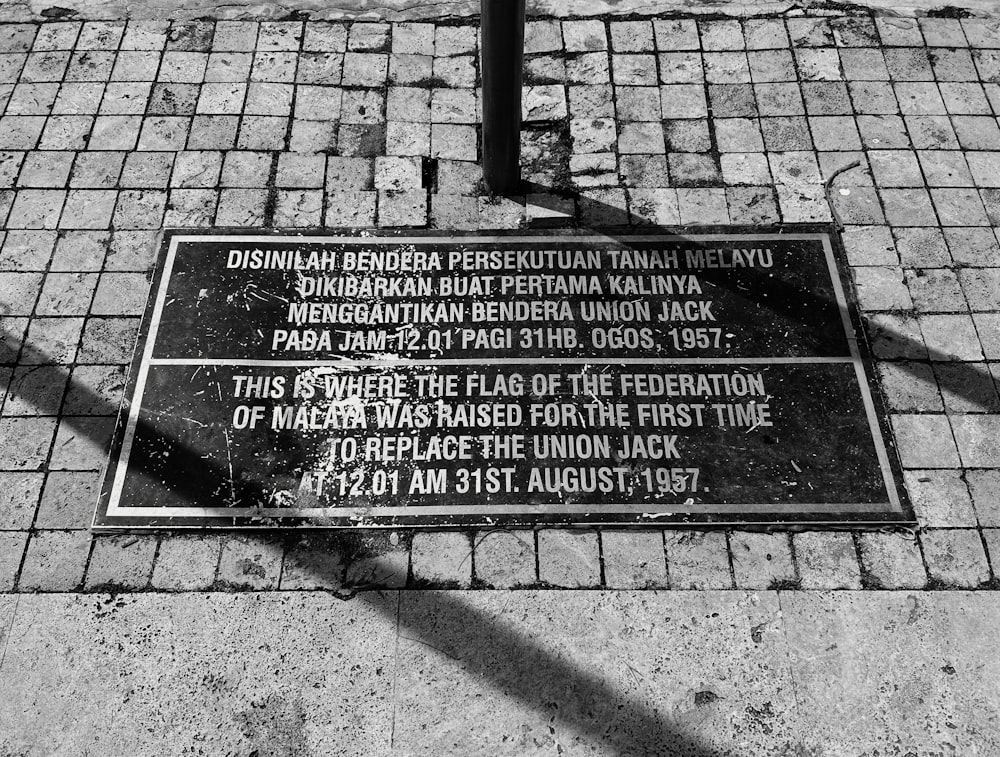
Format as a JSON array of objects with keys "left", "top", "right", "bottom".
[{"left": 93, "top": 225, "right": 915, "bottom": 530}]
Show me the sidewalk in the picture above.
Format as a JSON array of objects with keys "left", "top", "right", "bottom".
[
  {"left": 3, "top": 590, "right": 999, "bottom": 754},
  {"left": 1, "top": 13, "right": 998, "bottom": 592},
  {"left": 0, "top": 10, "right": 999, "bottom": 753}
]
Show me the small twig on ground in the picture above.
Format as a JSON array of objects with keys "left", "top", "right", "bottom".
[{"left": 824, "top": 159, "right": 862, "bottom": 232}]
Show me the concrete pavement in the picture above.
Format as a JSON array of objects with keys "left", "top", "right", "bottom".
[{"left": 1, "top": 590, "right": 998, "bottom": 755}]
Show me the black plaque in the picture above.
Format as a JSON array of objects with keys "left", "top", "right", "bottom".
[{"left": 94, "top": 228, "right": 913, "bottom": 529}]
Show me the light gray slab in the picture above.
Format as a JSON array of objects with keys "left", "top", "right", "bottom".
[
  {"left": 782, "top": 591, "right": 1000, "bottom": 756},
  {"left": 0, "top": 592, "right": 398, "bottom": 757},
  {"left": 394, "top": 591, "right": 799, "bottom": 756}
]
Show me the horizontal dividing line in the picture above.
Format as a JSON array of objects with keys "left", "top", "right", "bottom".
[
  {"left": 147, "top": 356, "right": 857, "bottom": 367},
  {"left": 171, "top": 233, "right": 829, "bottom": 246},
  {"left": 106, "top": 501, "right": 894, "bottom": 517}
]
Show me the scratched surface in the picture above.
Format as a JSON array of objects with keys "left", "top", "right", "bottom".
[{"left": 93, "top": 229, "right": 912, "bottom": 529}]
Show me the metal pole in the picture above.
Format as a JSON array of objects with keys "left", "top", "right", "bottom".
[{"left": 481, "top": 0, "right": 526, "bottom": 195}]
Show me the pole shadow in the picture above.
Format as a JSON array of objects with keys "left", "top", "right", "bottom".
[{"left": 0, "top": 321, "right": 722, "bottom": 756}]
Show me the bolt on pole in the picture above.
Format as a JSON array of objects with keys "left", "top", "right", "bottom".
[{"left": 481, "top": 0, "right": 526, "bottom": 195}]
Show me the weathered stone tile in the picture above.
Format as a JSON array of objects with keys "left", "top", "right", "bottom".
[
  {"left": 279, "top": 533, "right": 346, "bottom": 589},
  {"left": 967, "top": 470, "right": 1000, "bottom": 526},
  {"left": 411, "top": 531, "right": 471, "bottom": 587},
  {"left": 935, "top": 361, "right": 1000, "bottom": 412},
  {"left": 921, "top": 528, "right": 990, "bottom": 587},
  {"left": 729, "top": 531, "right": 796, "bottom": 589},
  {"left": 429, "top": 193, "right": 477, "bottom": 229},
  {"left": 664, "top": 531, "right": 732, "bottom": 589},
  {"left": 2, "top": 364, "right": 67, "bottom": 417},
  {"left": 216, "top": 535, "right": 283, "bottom": 590},
  {"left": 950, "top": 415, "right": 1000, "bottom": 467},
  {"left": 562, "top": 20, "right": 607, "bottom": 53},
  {"left": 48, "top": 416, "right": 114, "bottom": 470},
  {"left": 878, "top": 362, "right": 942, "bottom": 412},
  {"left": 0, "top": 417, "right": 54, "bottom": 470},
  {"left": 301, "top": 23, "right": 345, "bottom": 55},
  {"left": 62, "top": 364, "right": 126, "bottom": 415},
  {"left": 17, "top": 529, "right": 90, "bottom": 591},
  {"left": 150, "top": 535, "right": 222, "bottom": 590},
  {"left": 857, "top": 532, "right": 927, "bottom": 589},
  {"left": 0, "top": 472, "right": 42, "bottom": 529},
  {"left": 435, "top": 25, "right": 476, "bottom": 57},
  {"left": 215, "top": 188, "right": 266, "bottom": 226},
  {"left": 892, "top": 414, "right": 960, "bottom": 468},
  {"left": 628, "top": 187, "right": 680, "bottom": 225},
  {"left": 524, "top": 19, "right": 562, "bottom": 55},
  {"left": 325, "top": 190, "right": 375, "bottom": 226},
  {"left": 343, "top": 533, "right": 409, "bottom": 590},
  {"left": 77, "top": 317, "right": 139, "bottom": 364},
  {"left": 601, "top": 530, "right": 667, "bottom": 589},
  {"left": 793, "top": 531, "right": 861, "bottom": 589},
  {"left": 537, "top": 529, "right": 600, "bottom": 588},
  {"left": 473, "top": 530, "right": 536, "bottom": 588},
  {"left": 578, "top": 188, "right": 627, "bottom": 225},
  {"left": 273, "top": 189, "right": 322, "bottom": 227},
  {"left": 919, "top": 314, "right": 984, "bottom": 361},
  {"left": 0, "top": 531, "right": 28, "bottom": 590}
]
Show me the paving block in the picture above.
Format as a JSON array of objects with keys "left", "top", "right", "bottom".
[
  {"left": 342, "top": 532, "right": 409, "bottom": 590},
  {"left": 150, "top": 534, "right": 221, "bottom": 591},
  {"left": 34, "top": 470, "right": 99, "bottom": 529},
  {"left": 216, "top": 535, "right": 283, "bottom": 590},
  {"left": 17, "top": 529, "right": 90, "bottom": 591},
  {"left": 729, "top": 531, "right": 797, "bottom": 589},
  {"left": 0, "top": 473, "right": 43, "bottom": 529},
  {"left": 857, "top": 531, "right": 927, "bottom": 589},
  {"left": 950, "top": 415, "right": 1000, "bottom": 467},
  {"left": 967, "top": 470, "right": 1000, "bottom": 527},
  {"left": 903, "top": 469, "right": 977, "bottom": 527},
  {"left": 0, "top": 418, "right": 56, "bottom": 471},
  {"left": 600, "top": 530, "right": 667, "bottom": 589},
  {"left": 473, "top": 530, "right": 536, "bottom": 589},
  {"left": 794, "top": 531, "right": 862, "bottom": 589},
  {"left": 0, "top": 531, "right": 28, "bottom": 591},
  {"left": 430, "top": 194, "right": 477, "bottom": 230},
  {"left": 84, "top": 534, "right": 157, "bottom": 590},
  {"left": 48, "top": 417, "right": 115, "bottom": 470},
  {"left": 279, "top": 533, "right": 348, "bottom": 590},
  {"left": 664, "top": 531, "right": 732, "bottom": 589},
  {"left": 537, "top": 529, "right": 601, "bottom": 588},
  {"left": 921, "top": 528, "right": 991, "bottom": 588},
  {"left": 411, "top": 531, "right": 472, "bottom": 587},
  {"left": 890, "top": 414, "right": 961, "bottom": 468}
]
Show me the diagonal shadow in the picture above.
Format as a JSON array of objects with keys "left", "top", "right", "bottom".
[
  {"left": 521, "top": 179, "right": 1000, "bottom": 412},
  {"left": 0, "top": 327, "right": 719, "bottom": 755}
]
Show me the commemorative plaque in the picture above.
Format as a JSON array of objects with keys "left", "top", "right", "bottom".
[{"left": 94, "top": 228, "right": 912, "bottom": 529}]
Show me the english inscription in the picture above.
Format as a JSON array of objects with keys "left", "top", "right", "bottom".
[{"left": 95, "top": 231, "right": 911, "bottom": 528}]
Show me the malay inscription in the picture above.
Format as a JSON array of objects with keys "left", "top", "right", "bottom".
[{"left": 95, "top": 230, "right": 911, "bottom": 528}]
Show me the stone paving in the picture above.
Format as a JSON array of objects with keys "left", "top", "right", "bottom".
[
  {"left": 0, "top": 12, "right": 999, "bottom": 594},
  {"left": 3, "top": 590, "right": 999, "bottom": 754}
]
